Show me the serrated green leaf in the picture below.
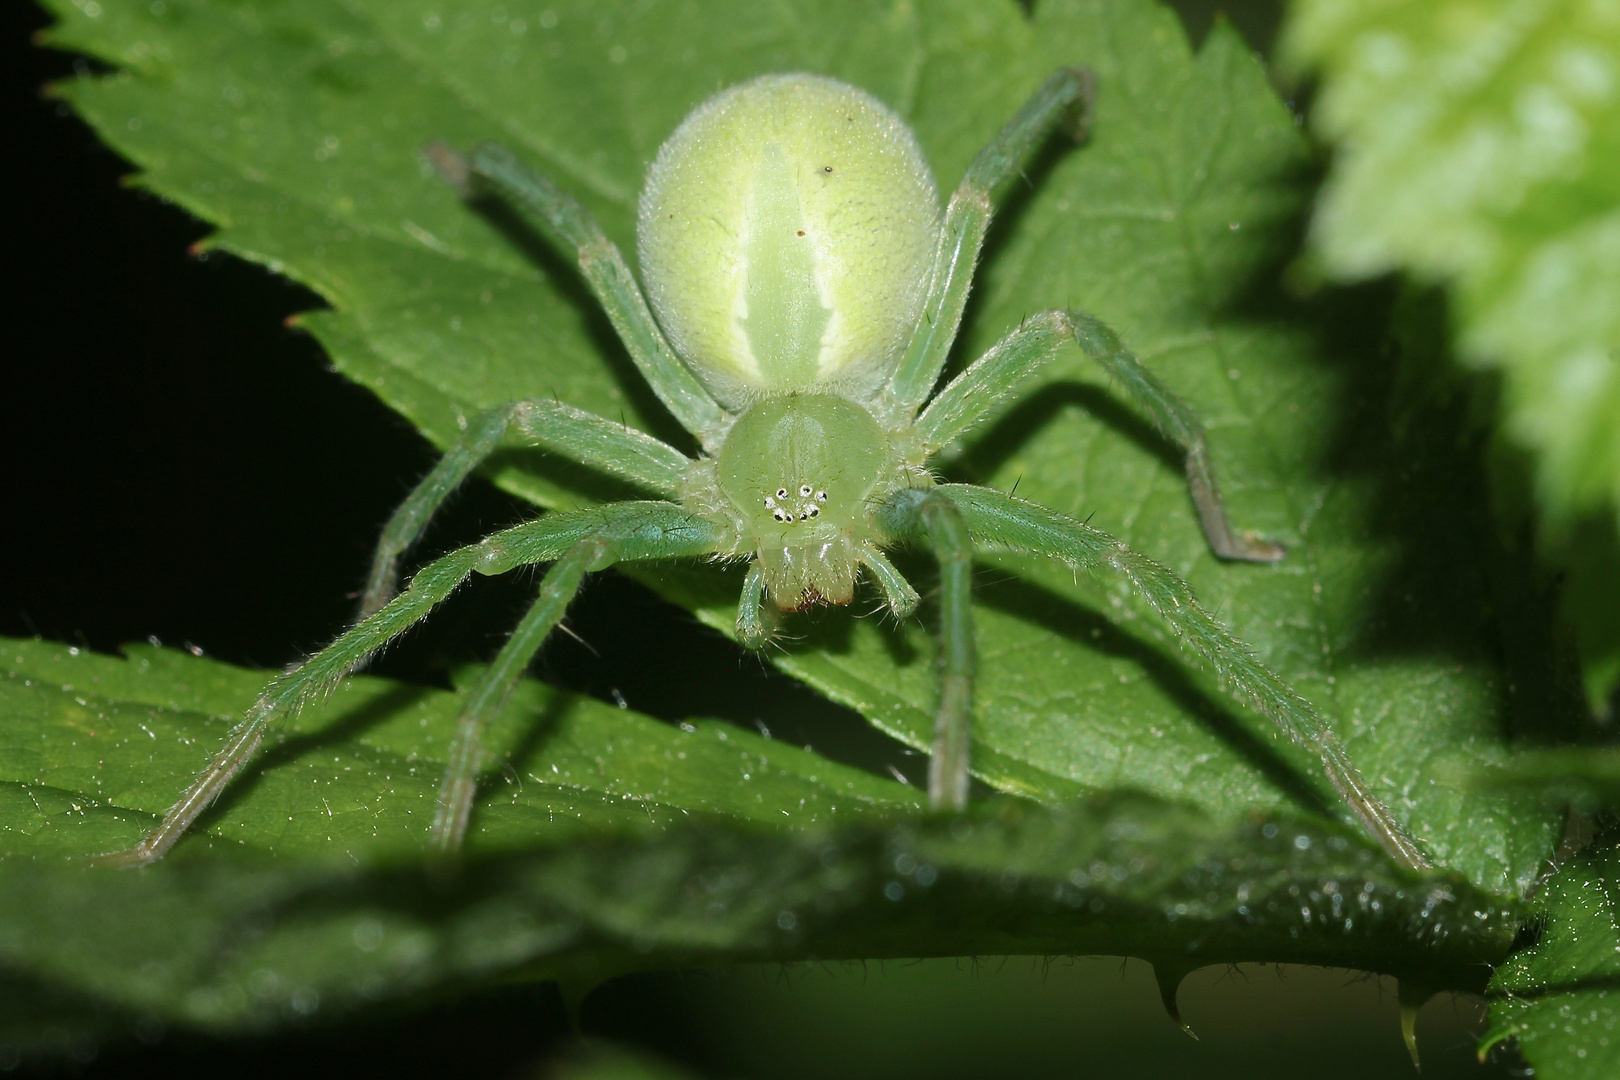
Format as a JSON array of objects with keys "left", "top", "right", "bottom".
[
  {"left": 1281, "top": 0, "right": 1620, "bottom": 707},
  {"left": 0, "top": 643, "right": 1519, "bottom": 1038},
  {"left": 0, "top": 639, "right": 918, "bottom": 862},
  {"left": 1483, "top": 835, "right": 1620, "bottom": 1079},
  {"left": 28, "top": 0, "right": 1580, "bottom": 898}
]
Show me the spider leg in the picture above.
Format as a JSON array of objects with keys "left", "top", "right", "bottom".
[
  {"left": 926, "top": 482, "right": 1428, "bottom": 870},
  {"left": 735, "top": 561, "right": 771, "bottom": 650},
  {"left": 856, "top": 544, "right": 921, "bottom": 619},
  {"left": 101, "top": 502, "right": 722, "bottom": 866},
  {"left": 877, "top": 490, "right": 975, "bottom": 810},
  {"left": 887, "top": 67, "right": 1094, "bottom": 414},
  {"left": 916, "top": 309, "right": 1286, "bottom": 563},
  {"left": 361, "top": 398, "right": 693, "bottom": 617},
  {"left": 429, "top": 141, "right": 730, "bottom": 450},
  {"left": 431, "top": 537, "right": 603, "bottom": 849},
  {"left": 97, "top": 541, "right": 487, "bottom": 868},
  {"left": 434, "top": 501, "right": 728, "bottom": 848}
]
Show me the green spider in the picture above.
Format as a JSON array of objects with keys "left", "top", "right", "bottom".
[{"left": 106, "top": 68, "right": 1425, "bottom": 870}]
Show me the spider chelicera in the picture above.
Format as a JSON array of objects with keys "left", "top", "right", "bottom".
[{"left": 106, "top": 68, "right": 1425, "bottom": 870}]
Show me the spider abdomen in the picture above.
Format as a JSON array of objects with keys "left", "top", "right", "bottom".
[
  {"left": 638, "top": 73, "right": 940, "bottom": 409},
  {"left": 715, "top": 393, "right": 893, "bottom": 609}
]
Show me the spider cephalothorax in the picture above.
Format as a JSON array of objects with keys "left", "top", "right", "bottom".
[
  {"left": 707, "top": 391, "right": 914, "bottom": 612},
  {"left": 106, "top": 68, "right": 1428, "bottom": 872}
]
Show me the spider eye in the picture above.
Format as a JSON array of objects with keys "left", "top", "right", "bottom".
[
  {"left": 776, "top": 488, "right": 789, "bottom": 499},
  {"left": 799, "top": 484, "right": 812, "bottom": 497},
  {"left": 815, "top": 490, "right": 828, "bottom": 502}
]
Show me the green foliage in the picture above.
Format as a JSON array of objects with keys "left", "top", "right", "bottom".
[
  {"left": 1482, "top": 835, "right": 1620, "bottom": 1078},
  {"left": 11, "top": 0, "right": 1612, "bottom": 1072},
  {"left": 0, "top": 638, "right": 916, "bottom": 863},
  {"left": 1281, "top": 0, "right": 1620, "bottom": 706},
  {"left": 2, "top": 638, "right": 1516, "bottom": 1045}
]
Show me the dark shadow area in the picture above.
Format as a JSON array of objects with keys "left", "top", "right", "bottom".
[
  {"left": 1163, "top": 0, "right": 1285, "bottom": 56},
  {"left": 11, "top": 979, "right": 576, "bottom": 1079},
  {"left": 1563, "top": 510, "right": 1620, "bottom": 721},
  {"left": 188, "top": 681, "right": 438, "bottom": 832},
  {"left": 458, "top": 186, "right": 700, "bottom": 456},
  {"left": 942, "top": 381, "right": 1184, "bottom": 487},
  {"left": 484, "top": 444, "right": 661, "bottom": 507},
  {"left": 496, "top": 688, "right": 579, "bottom": 782},
  {"left": 541, "top": 569, "right": 927, "bottom": 785},
  {"left": 969, "top": 574, "right": 1336, "bottom": 817},
  {"left": 586, "top": 958, "right": 1526, "bottom": 1080},
  {"left": 1292, "top": 279, "right": 1591, "bottom": 747}
]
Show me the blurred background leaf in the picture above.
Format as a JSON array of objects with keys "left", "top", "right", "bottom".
[{"left": 1281, "top": 0, "right": 1620, "bottom": 711}]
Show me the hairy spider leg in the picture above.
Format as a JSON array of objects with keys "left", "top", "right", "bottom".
[
  {"left": 928, "top": 483, "right": 1429, "bottom": 870},
  {"left": 97, "top": 543, "right": 487, "bottom": 867},
  {"left": 429, "top": 140, "right": 730, "bottom": 451},
  {"left": 884, "top": 67, "right": 1094, "bottom": 416},
  {"left": 430, "top": 503, "right": 729, "bottom": 847},
  {"left": 1070, "top": 316, "right": 1285, "bottom": 562},
  {"left": 854, "top": 547, "right": 922, "bottom": 622},
  {"left": 877, "top": 489, "right": 977, "bottom": 809},
  {"left": 100, "top": 502, "right": 722, "bottom": 866},
  {"left": 432, "top": 537, "right": 604, "bottom": 849},
  {"left": 916, "top": 310, "right": 1287, "bottom": 563},
  {"left": 360, "top": 398, "right": 693, "bottom": 617},
  {"left": 735, "top": 562, "right": 772, "bottom": 651}
]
